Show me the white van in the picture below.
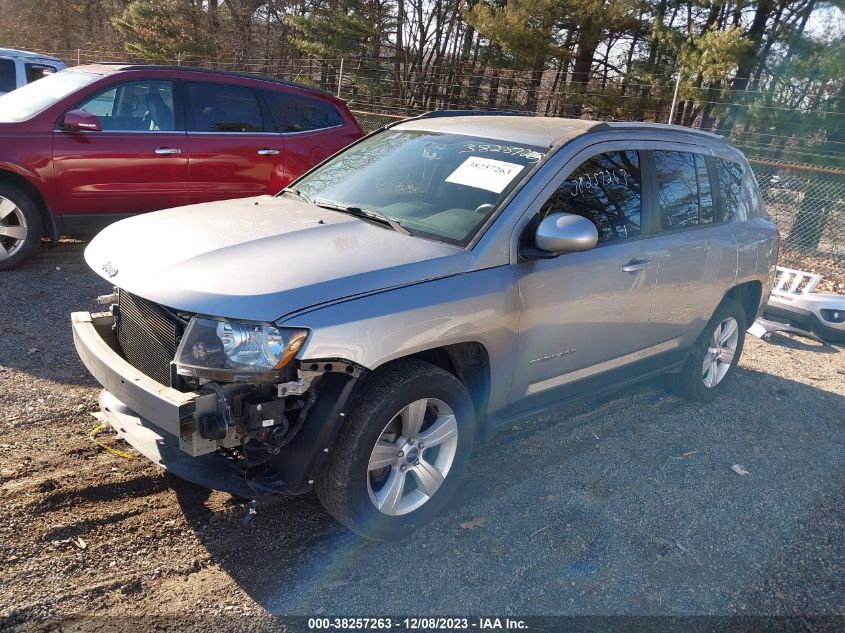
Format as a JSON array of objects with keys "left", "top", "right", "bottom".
[{"left": 0, "top": 48, "right": 66, "bottom": 96}]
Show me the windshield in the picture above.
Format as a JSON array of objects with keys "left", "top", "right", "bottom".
[
  {"left": 289, "top": 129, "right": 547, "bottom": 245},
  {"left": 0, "top": 70, "right": 99, "bottom": 122}
]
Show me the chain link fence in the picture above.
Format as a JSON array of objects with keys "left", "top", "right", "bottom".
[
  {"left": 20, "top": 48, "right": 845, "bottom": 292},
  {"left": 750, "top": 161, "right": 845, "bottom": 293}
]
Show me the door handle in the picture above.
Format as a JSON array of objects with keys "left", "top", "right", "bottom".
[
  {"left": 257, "top": 148, "right": 280, "bottom": 156},
  {"left": 622, "top": 258, "right": 652, "bottom": 273},
  {"left": 154, "top": 147, "right": 182, "bottom": 155}
]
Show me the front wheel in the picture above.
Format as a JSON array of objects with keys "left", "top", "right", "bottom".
[
  {"left": 316, "top": 359, "right": 476, "bottom": 540},
  {"left": 0, "top": 183, "right": 43, "bottom": 271},
  {"left": 675, "top": 298, "right": 746, "bottom": 402}
]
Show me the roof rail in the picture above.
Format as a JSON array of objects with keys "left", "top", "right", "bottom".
[
  {"left": 415, "top": 109, "right": 531, "bottom": 119},
  {"left": 591, "top": 121, "right": 724, "bottom": 140},
  {"left": 85, "top": 63, "right": 336, "bottom": 97}
]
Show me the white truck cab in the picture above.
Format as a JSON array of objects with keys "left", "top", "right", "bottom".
[{"left": 0, "top": 48, "right": 66, "bottom": 96}]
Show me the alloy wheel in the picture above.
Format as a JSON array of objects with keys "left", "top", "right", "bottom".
[
  {"left": 367, "top": 398, "right": 459, "bottom": 516},
  {"left": 0, "top": 196, "right": 28, "bottom": 261},
  {"left": 702, "top": 316, "right": 739, "bottom": 388}
]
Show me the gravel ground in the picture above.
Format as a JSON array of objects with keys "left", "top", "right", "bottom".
[{"left": 1, "top": 240, "right": 844, "bottom": 631}]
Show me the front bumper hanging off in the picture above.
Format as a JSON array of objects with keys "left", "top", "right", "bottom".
[
  {"left": 71, "top": 311, "right": 359, "bottom": 497},
  {"left": 94, "top": 391, "right": 264, "bottom": 497},
  {"left": 72, "top": 311, "right": 265, "bottom": 496}
]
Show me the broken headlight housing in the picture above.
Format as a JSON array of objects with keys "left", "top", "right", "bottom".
[{"left": 174, "top": 317, "right": 308, "bottom": 382}]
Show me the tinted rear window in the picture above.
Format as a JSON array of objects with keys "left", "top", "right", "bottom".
[
  {"left": 262, "top": 90, "right": 343, "bottom": 132},
  {"left": 0, "top": 58, "right": 15, "bottom": 92},
  {"left": 185, "top": 81, "right": 264, "bottom": 132}
]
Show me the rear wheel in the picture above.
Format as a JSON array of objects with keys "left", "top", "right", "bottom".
[
  {"left": 316, "top": 359, "right": 475, "bottom": 540},
  {"left": 675, "top": 298, "right": 746, "bottom": 402},
  {"left": 0, "top": 183, "right": 42, "bottom": 271}
]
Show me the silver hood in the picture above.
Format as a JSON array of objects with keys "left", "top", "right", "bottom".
[{"left": 84, "top": 196, "right": 469, "bottom": 322}]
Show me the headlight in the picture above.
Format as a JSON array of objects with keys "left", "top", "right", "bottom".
[{"left": 174, "top": 317, "right": 308, "bottom": 381}]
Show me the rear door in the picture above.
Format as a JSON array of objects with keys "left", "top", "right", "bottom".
[
  {"left": 260, "top": 88, "right": 361, "bottom": 184},
  {"left": 184, "top": 80, "right": 284, "bottom": 203},
  {"left": 645, "top": 149, "right": 738, "bottom": 349},
  {"left": 52, "top": 78, "right": 189, "bottom": 216}
]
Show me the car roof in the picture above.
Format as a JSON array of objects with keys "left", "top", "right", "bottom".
[
  {"left": 0, "top": 48, "right": 64, "bottom": 63},
  {"left": 395, "top": 114, "right": 598, "bottom": 148},
  {"left": 394, "top": 113, "right": 727, "bottom": 149},
  {"left": 71, "top": 63, "right": 339, "bottom": 99}
]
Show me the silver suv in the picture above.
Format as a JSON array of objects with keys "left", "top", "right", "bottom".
[{"left": 72, "top": 112, "right": 779, "bottom": 539}]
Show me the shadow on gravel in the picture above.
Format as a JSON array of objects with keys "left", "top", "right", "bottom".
[
  {"left": 34, "top": 475, "right": 171, "bottom": 512},
  {"left": 763, "top": 332, "right": 841, "bottom": 354},
  {"left": 173, "top": 367, "right": 845, "bottom": 616},
  {"left": 0, "top": 239, "right": 109, "bottom": 387}
]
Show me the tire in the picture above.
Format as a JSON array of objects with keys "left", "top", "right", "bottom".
[
  {"left": 0, "top": 183, "right": 43, "bottom": 271},
  {"left": 675, "top": 298, "right": 746, "bottom": 402},
  {"left": 316, "top": 358, "right": 476, "bottom": 540}
]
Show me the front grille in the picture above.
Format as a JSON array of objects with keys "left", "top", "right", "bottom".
[{"left": 116, "top": 290, "right": 184, "bottom": 386}]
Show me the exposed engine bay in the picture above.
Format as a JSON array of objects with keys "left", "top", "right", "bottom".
[{"left": 88, "top": 287, "right": 363, "bottom": 494}]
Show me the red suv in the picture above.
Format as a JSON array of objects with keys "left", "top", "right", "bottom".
[{"left": 0, "top": 64, "right": 364, "bottom": 269}]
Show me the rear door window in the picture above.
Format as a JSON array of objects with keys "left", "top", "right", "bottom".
[
  {"left": 262, "top": 90, "right": 343, "bottom": 132},
  {"left": 78, "top": 80, "right": 176, "bottom": 131},
  {"left": 0, "top": 58, "right": 16, "bottom": 92},
  {"left": 185, "top": 81, "right": 264, "bottom": 132},
  {"left": 654, "top": 151, "right": 715, "bottom": 230},
  {"left": 716, "top": 158, "right": 744, "bottom": 222},
  {"left": 539, "top": 150, "right": 643, "bottom": 242}
]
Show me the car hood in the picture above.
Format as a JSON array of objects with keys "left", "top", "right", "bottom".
[{"left": 84, "top": 196, "right": 470, "bottom": 322}]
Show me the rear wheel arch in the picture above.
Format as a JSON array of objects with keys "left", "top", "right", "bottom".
[{"left": 722, "top": 280, "right": 763, "bottom": 325}]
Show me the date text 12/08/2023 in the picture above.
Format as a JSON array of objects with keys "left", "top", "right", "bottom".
[{"left": 306, "top": 616, "right": 529, "bottom": 630}]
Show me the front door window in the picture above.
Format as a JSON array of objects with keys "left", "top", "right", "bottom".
[
  {"left": 539, "top": 150, "right": 643, "bottom": 242},
  {"left": 78, "top": 80, "right": 176, "bottom": 131}
]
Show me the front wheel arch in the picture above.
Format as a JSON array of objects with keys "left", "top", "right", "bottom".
[
  {"left": 0, "top": 167, "right": 56, "bottom": 241},
  {"left": 315, "top": 357, "right": 476, "bottom": 539}
]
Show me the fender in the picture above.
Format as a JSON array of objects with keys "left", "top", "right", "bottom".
[
  {"left": 281, "top": 266, "right": 521, "bottom": 416},
  {"left": 0, "top": 159, "right": 59, "bottom": 241}
]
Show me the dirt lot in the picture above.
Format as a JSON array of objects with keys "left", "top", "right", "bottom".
[{"left": 1, "top": 240, "right": 844, "bottom": 631}]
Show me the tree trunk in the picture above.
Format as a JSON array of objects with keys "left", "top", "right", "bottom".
[
  {"left": 566, "top": 29, "right": 600, "bottom": 117},
  {"left": 526, "top": 54, "right": 545, "bottom": 113},
  {"left": 716, "top": 0, "right": 776, "bottom": 135},
  {"left": 394, "top": 0, "right": 404, "bottom": 105}
]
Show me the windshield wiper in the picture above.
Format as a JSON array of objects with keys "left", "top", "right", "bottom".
[
  {"left": 314, "top": 200, "right": 412, "bottom": 236},
  {"left": 280, "top": 186, "right": 315, "bottom": 206}
]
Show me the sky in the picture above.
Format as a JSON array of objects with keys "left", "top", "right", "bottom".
[{"left": 806, "top": 3, "right": 845, "bottom": 41}]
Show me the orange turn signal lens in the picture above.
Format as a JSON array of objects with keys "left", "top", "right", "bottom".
[{"left": 274, "top": 330, "right": 309, "bottom": 370}]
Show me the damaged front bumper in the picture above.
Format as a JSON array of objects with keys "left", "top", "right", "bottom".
[
  {"left": 71, "top": 311, "right": 359, "bottom": 496},
  {"left": 95, "top": 391, "right": 268, "bottom": 497}
]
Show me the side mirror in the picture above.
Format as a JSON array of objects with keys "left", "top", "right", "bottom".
[
  {"left": 63, "top": 109, "right": 101, "bottom": 132},
  {"left": 534, "top": 212, "right": 598, "bottom": 255}
]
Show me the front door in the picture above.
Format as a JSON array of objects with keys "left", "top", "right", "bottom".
[
  {"left": 183, "top": 80, "right": 284, "bottom": 204},
  {"left": 52, "top": 79, "right": 188, "bottom": 216},
  {"left": 510, "top": 149, "right": 659, "bottom": 407}
]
